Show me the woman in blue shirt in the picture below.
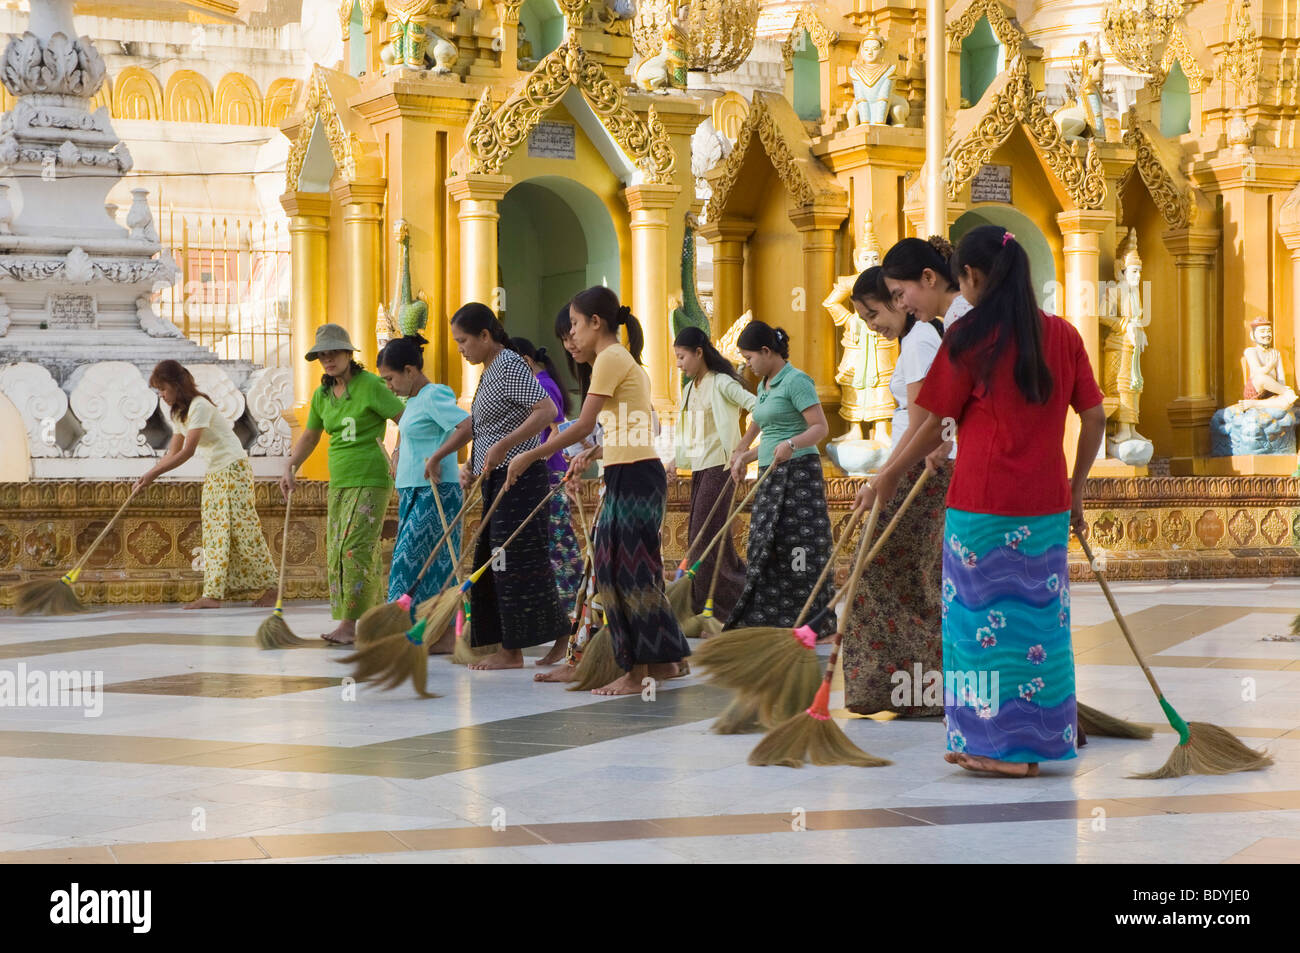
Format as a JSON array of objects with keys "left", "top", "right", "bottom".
[
  {"left": 726, "top": 320, "right": 834, "bottom": 637},
  {"left": 377, "top": 333, "right": 468, "bottom": 654}
]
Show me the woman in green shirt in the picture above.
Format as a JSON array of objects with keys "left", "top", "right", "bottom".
[
  {"left": 280, "top": 323, "right": 404, "bottom": 645},
  {"left": 725, "top": 320, "right": 835, "bottom": 638}
]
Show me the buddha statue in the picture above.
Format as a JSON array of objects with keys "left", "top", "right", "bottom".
[
  {"left": 847, "top": 25, "right": 908, "bottom": 127},
  {"left": 1242, "top": 319, "right": 1298, "bottom": 407},
  {"left": 1101, "top": 228, "right": 1152, "bottom": 462}
]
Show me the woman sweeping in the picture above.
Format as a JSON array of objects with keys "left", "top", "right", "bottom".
[
  {"left": 511, "top": 335, "right": 585, "bottom": 652},
  {"left": 280, "top": 324, "right": 404, "bottom": 645},
  {"left": 841, "top": 268, "right": 949, "bottom": 716},
  {"left": 673, "top": 326, "right": 754, "bottom": 619},
  {"left": 423, "top": 303, "right": 568, "bottom": 670},
  {"left": 377, "top": 332, "right": 468, "bottom": 654},
  {"left": 862, "top": 225, "right": 1106, "bottom": 777},
  {"left": 507, "top": 286, "right": 689, "bottom": 695},
  {"left": 725, "top": 320, "right": 835, "bottom": 638},
  {"left": 135, "top": 360, "right": 277, "bottom": 610}
]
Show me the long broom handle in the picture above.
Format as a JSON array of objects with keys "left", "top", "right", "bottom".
[
  {"left": 817, "top": 496, "right": 884, "bottom": 687},
  {"left": 407, "top": 474, "right": 484, "bottom": 594},
  {"left": 430, "top": 480, "right": 464, "bottom": 586},
  {"left": 68, "top": 487, "right": 140, "bottom": 581},
  {"left": 701, "top": 478, "right": 745, "bottom": 616},
  {"left": 462, "top": 476, "right": 572, "bottom": 589},
  {"left": 793, "top": 508, "right": 865, "bottom": 627},
  {"left": 686, "top": 462, "right": 778, "bottom": 575},
  {"left": 675, "top": 472, "right": 736, "bottom": 572},
  {"left": 273, "top": 488, "right": 292, "bottom": 611},
  {"left": 1074, "top": 531, "right": 1166, "bottom": 700}
]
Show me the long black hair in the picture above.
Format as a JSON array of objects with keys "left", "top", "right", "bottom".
[
  {"left": 946, "top": 224, "right": 1052, "bottom": 404},
  {"left": 881, "top": 235, "right": 958, "bottom": 291},
  {"left": 571, "top": 286, "right": 645, "bottom": 365},
  {"left": 673, "top": 326, "right": 742, "bottom": 383},
  {"left": 736, "top": 319, "right": 790, "bottom": 361},
  {"left": 376, "top": 333, "right": 428, "bottom": 372},
  {"left": 510, "top": 335, "right": 569, "bottom": 415},
  {"left": 554, "top": 304, "right": 591, "bottom": 401},
  {"left": 851, "top": 266, "right": 943, "bottom": 340},
  {"left": 450, "top": 302, "right": 513, "bottom": 351}
]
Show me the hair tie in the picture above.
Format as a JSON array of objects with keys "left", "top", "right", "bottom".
[{"left": 1001, "top": 231, "right": 1016, "bottom": 247}]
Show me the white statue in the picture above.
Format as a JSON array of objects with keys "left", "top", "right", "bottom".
[
  {"left": 1101, "top": 228, "right": 1152, "bottom": 462},
  {"left": 1242, "top": 319, "right": 1298, "bottom": 407},
  {"left": 846, "top": 25, "right": 909, "bottom": 127},
  {"left": 1053, "top": 38, "right": 1107, "bottom": 142}
]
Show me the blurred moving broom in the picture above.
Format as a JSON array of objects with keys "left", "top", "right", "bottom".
[
  {"left": 354, "top": 476, "right": 484, "bottom": 648},
  {"left": 666, "top": 474, "right": 734, "bottom": 622},
  {"left": 749, "top": 495, "right": 891, "bottom": 768},
  {"left": 1076, "top": 531, "right": 1272, "bottom": 778},
  {"left": 256, "top": 486, "right": 308, "bottom": 648},
  {"left": 672, "top": 474, "right": 734, "bottom": 579},
  {"left": 15, "top": 487, "right": 139, "bottom": 616},
  {"left": 424, "top": 484, "right": 488, "bottom": 664},
  {"left": 681, "top": 478, "right": 744, "bottom": 639}
]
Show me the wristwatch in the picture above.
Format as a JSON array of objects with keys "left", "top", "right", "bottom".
[{"left": 786, "top": 438, "right": 798, "bottom": 454}]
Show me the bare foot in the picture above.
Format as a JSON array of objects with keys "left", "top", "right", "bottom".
[
  {"left": 184, "top": 598, "right": 222, "bottom": 610},
  {"left": 945, "top": 751, "right": 1039, "bottom": 777},
  {"left": 468, "top": 648, "right": 524, "bottom": 670},
  {"left": 251, "top": 589, "right": 277, "bottom": 608},
  {"left": 322, "top": 620, "right": 356, "bottom": 645},
  {"left": 649, "top": 661, "right": 688, "bottom": 681},
  {"left": 427, "top": 626, "right": 455, "bottom": 655},
  {"left": 535, "top": 635, "right": 570, "bottom": 666},
  {"left": 592, "top": 671, "right": 645, "bottom": 696},
  {"left": 535, "top": 662, "right": 577, "bottom": 683}
]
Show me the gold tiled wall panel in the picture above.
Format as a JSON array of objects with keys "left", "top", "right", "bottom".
[{"left": 2, "top": 476, "right": 1298, "bottom": 606}]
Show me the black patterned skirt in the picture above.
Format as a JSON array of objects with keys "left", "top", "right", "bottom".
[
  {"left": 724, "top": 455, "right": 834, "bottom": 637},
  {"left": 688, "top": 465, "right": 747, "bottom": 617},
  {"left": 595, "top": 459, "right": 692, "bottom": 670},
  {"left": 470, "top": 461, "right": 567, "bottom": 650}
]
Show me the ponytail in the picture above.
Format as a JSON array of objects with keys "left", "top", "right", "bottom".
[
  {"left": 947, "top": 224, "right": 1052, "bottom": 404},
  {"left": 882, "top": 235, "right": 958, "bottom": 291},
  {"left": 736, "top": 319, "right": 791, "bottom": 361},
  {"left": 571, "top": 285, "right": 644, "bottom": 365},
  {"left": 450, "top": 302, "right": 513, "bottom": 351},
  {"left": 510, "top": 335, "right": 569, "bottom": 415},
  {"left": 377, "top": 332, "right": 428, "bottom": 372}
]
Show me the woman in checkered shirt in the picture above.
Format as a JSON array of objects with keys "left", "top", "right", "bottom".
[{"left": 423, "top": 302, "right": 569, "bottom": 670}]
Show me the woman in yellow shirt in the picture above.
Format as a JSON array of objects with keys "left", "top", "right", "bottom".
[{"left": 507, "top": 286, "right": 689, "bottom": 695}]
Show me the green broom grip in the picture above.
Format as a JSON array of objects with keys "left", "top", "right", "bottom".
[
  {"left": 405, "top": 618, "right": 427, "bottom": 646},
  {"left": 687, "top": 560, "right": 701, "bottom": 579},
  {"left": 1158, "top": 696, "right": 1191, "bottom": 746}
]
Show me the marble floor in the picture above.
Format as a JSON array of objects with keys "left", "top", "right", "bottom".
[{"left": 1, "top": 579, "right": 1299, "bottom": 864}]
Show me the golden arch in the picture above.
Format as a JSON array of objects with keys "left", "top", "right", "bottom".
[
  {"left": 215, "top": 72, "right": 263, "bottom": 126},
  {"left": 87, "top": 76, "right": 112, "bottom": 115},
  {"left": 165, "top": 70, "right": 214, "bottom": 123},
  {"left": 264, "top": 78, "right": 297, "bottom": 127},
  {"left": 113, "top": 66, "right": 163, "bottom": 120},
  {"left": 712, "top": 91, "right": 749, "bottom": 142}
]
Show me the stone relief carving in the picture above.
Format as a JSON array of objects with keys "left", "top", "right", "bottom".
[
  {"left": 245, "top": 366, "right": 293, "bottom": 457},
  {"left": 185, "top": 365, "right": 246, "bottom": 425},
  {"left": 0, "top": 30, "right": 107, "bottom": 99},
  {"left": 136, "top": 296, "right": 183, "bottom": 338},
  {"left": 68, "top": 361, "right": 157, "bottom": 458},
  {"left": 0, "top": 362, "right": 68, "bottom": 458}
]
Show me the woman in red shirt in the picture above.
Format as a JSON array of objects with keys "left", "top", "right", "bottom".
[{"left": 860, "top": 225, "right": 1106, "bottom": 778}]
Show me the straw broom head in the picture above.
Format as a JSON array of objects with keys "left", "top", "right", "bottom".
[
  {"left": 1077, "top": 701, "right": 1153, "bottom": 740},
  {"left": 1131, "top": 722, "right": 1273, "bottom": 779},
  {"left": 711, "top": 694, "right": 763, "bottom": 734},
  {"left": 566, "top": 626, "right": 622, "bottom": 691},
  {"left": 339, "top": 619, "right": 439, "bottom": 698},
  {"left": 355, "top": 598, "right": 414, "bottom": 648},
  {"left": 14, "top": 576, "right": 85, "bottom": 616},
  {"left": 256, "top": 608, "right": 308, "bottom": 649}
]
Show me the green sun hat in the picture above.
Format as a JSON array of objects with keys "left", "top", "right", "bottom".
[{"left": 305, "top": 323, "right": 357, "bottom": 361}]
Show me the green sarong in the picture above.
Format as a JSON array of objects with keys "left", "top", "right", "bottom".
[{"left": 327, "top": 485, "right": 391, "bottom": 620}]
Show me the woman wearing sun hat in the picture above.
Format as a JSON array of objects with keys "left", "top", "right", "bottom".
[{"left": 280, "top": 323, "right": 404, "bottom": 645}]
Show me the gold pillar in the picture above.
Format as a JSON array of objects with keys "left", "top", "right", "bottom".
[
  {"left": 1054, "top": 210, "right": 1111, "bottom": 470},
  {"left": 624, "top": 182, "right": 681, "bottom": 417},
  {"left": 1164, "top": 226, "right": 1220, "bottom": 466},
  {"left": 790, "top": 205, "right": 849, "bottom": 416},
  {"left": 698, "top": 216, "right": 753, "bottom": 337},
  {"left": 448, "top": 173, "right": 512, "bottom": 404},
  {"left": 332, "top": 178, "right": 386, "bottom": 372},
  {"left": 280, "top": 191, "right": 332, "bottom": 412}
]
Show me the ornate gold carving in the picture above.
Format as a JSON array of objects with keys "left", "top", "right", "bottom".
[
  {"left": 779, "top": 5, "right": 838, "bottom": 67},
  {"left": 1102, "top": 0, "right": 1182, "bottom": 82},
  {"left": 463, "top": 35, "right": 675, "bottom": 185},
  {"left": 1159, "top": 28, "right": 1204, "bottom": 92},
  {"left": 635, "top": 0, "right": 760, "bottom": 72},
  {"left": 1219, "top": 0, "right": 1260, "bottom": 100},
  {"left": 705, "top": 94, "right": 822, "bottom": 221},
  {"left": 1121, "top": 107, "right": 1194, "bottom": 228},
  {"left": 285, "top": 67, "right": 358, "bottom": 192},
  {"left": 946, "top": 0, "right": 1026, "bottom": 54},
  {"left": 944, "top": 55, "right": 1106, "bottom": 210}
]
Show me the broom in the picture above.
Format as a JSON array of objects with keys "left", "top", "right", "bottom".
[
  {"left": 14, "top": 487, "right": 139, "bottom": 616},
  {"left": 666, "top": 473, "right": 737, "bottom": 619},
  {"left": 667, "top": 464, "right": 776, "bottom": 624},
  {"left": 256, "top": 486, "right": 307, "bottom": 648},
  {"left": 749, "top": 495, "right": 891, "bottom": 768},
  {"left": 672, "top": 473, "right": 735, "bottom": 579},
  {"left": 354, "top": 475, "right": 484, "bottom": 647},
  {"left": 681, "top": 478, "right": 744, "bottom": 639},
  {"left": 1076, "top": 531, "right": 1273, "bottom": 778}
]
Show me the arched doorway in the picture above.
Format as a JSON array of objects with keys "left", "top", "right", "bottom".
[
  {"left": 960, "top": 16, "right": 1004, "bottom": 107},
  {"left": 952, "top": 207, "right": 1056, "bottom": 309},
  {"left": 792, "top": 31, "right": 820, "bottom": 121},
  {"left": 497, "top": 175, "right": 620, "bottom": 408}
]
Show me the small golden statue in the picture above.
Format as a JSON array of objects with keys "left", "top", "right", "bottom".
[
  {"left": 633, "top": 4, "right": 689, "bottom": 91},
  {"left": 1101, "top": 228, "right": 1152, "bottom": 459}
]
